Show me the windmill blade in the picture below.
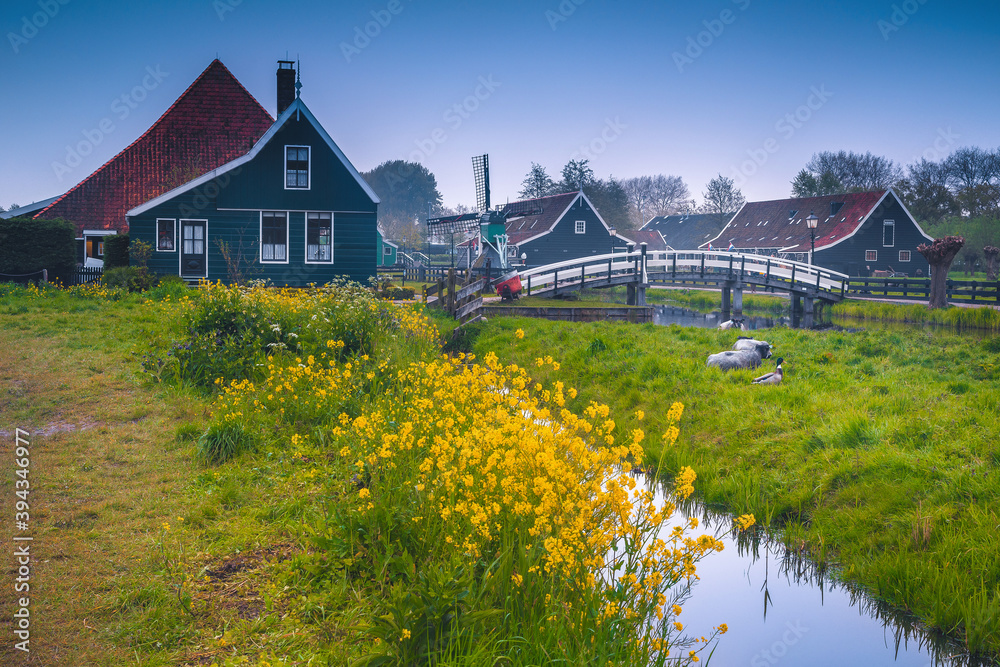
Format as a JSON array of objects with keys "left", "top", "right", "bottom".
[{"left": 472, "top": 154, "right": 490, "bottom": 212}]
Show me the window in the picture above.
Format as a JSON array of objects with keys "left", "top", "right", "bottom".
[
  {"left": 899, "top": 250, "right": 911, "bottom": 262},
  {"left": 507, "top": 244, "right": 518, "bottom": 258},
  {"left": 575, "top": 220, "right": 586, "bottom": 234},
  {"left": 865, "top": 250, "right": 878, "bottom": 262},
  {"left": 285, "top": 146, "right": 310, "bottom": 189},
  {"left": 383, "top": 245, "right": 393, "bottom": 256},
  {"left": 261, "top": 212, "right": 288, "bottom": 262},
  {"left": 883, "top": 219, "right": 895, "bottom": 247},
  {"left": 156, "top": 219, "right": 175, "bottom": 251},
  {"left": 97, "top": 241, "right": 104, "bottom": 257},
  {"left": 305, "top": 212, "right": 332, "bottom": 263}
]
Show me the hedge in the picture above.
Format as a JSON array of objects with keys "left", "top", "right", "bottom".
[
  {"left": 103, "top": 234, "right": 130, "bottom": 268},
  {"left": 0, "top": 217, "right": 76, "bottom": 284}
]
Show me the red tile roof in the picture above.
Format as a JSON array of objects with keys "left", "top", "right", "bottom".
[
  {"left": 36, "top": 60, "right": 274, "bottom": 234},
  {"left": 707, "top": 190, "right": 889, "bottom": 251},
  {"left": 500, "top": 192, "right": 580, "bottom": 244}
]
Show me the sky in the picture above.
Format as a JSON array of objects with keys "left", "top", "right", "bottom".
[{"left": 2, "top": 0, "right": 999, "bottom": 214}]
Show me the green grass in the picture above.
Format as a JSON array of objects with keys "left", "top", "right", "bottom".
[{"left": 468, "top": 316, "right": 1000, "bottom": 659}]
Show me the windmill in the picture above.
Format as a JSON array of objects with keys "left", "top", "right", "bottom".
[{"left": 427, "top": 154, "right": 512, "bottom": 269}]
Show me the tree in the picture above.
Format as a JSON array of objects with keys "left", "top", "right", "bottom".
[
  {"left": 804, "top": 151, "right": 902, "bottom": 192},
  {"left": 622, "top": 176, "right": 654, "bottom": 225},
  {"left": 790, "top": 169, "right": 843, "bottom": 197},
  {"left": 954, "top": 183, "right": 1000, "bottom": 218},
  {"left": 362, "top": 160, "right": 443, "bottom": 245},
  {"left": 700, "top": 175, "right": 745, "bottom": 228},
  {"left": 917, "top": 236, "right": 964, "bottom": 309},
  {"left": 943, "top": 146, "right": 998, "bottom": 192},
  {"left": 519, "top": 163, "right": 556, "bottom": 200},
  {"left": 984, "top": 246, "right": 999, "bottom": 281},
  {"left": 558, "top": 159, "right": 595, "bottom": 192},
  {"left": 622, "top": 175, "right": 691, "bottom": 226},
  {"left": 896, "top": 159, "right": 959, "bottom": 223},
  {"left": 585, "top": 177, "right": 631, "bottom": 231}
]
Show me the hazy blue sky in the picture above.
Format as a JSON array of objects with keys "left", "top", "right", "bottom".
[{"left": 2, "top": 0, "right": 998, "bottom": 213}]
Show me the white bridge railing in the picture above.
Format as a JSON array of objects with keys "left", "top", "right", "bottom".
[{"left": 519, "top": 249, "right": 849, "bottom": 298}]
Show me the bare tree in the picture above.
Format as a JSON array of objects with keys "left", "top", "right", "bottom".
[
  {"left": 805, "top": 151, "right": 902, "bottom": 192},
  {"left": 700, "top": 175, "right": 745, "bottom": 228},
  {"left": 943, "top": 146, "right": 999, "bottom": 192},
  {"left": 519, "top": 163, "right": 556, "bottom": 200},
  {"left": 917, "top": 236, "right": 964, "bottom": 309},
  {"left": 649, "top": 175, "right": 692, "bottom": 216},
  {"left": 622, "top": 175, "right": 654, "bottom": 225}
]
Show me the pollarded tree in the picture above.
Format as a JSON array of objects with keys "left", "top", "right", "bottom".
[
  {"left": 917, "top": 236, "right": 964, "bottom": 309},
  {"left": 984, "top": 245, "right": 999, "bottom": 281}
]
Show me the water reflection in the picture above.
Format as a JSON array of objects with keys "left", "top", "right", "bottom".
[
  {"left": 652, "top": 305, "right": 794, "bottom": 331},
  {"left": 640, "top": 474, "right": 990, "bottom": 666}
]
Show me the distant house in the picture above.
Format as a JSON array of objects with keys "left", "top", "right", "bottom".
[
  {"left": 617, "top": 229, "right": 669, "bottom": 252},
  {"left": 704, "top": 190, "right": 932, "bottom": 276},
  {"left": 639, "top": 212, "right": 734, "bottom": 250},
  {"left": 23, "top": 60, "right": 274, "bottom": 267},
  {"left": 498, "top": 191, "right": 618, "bottom": 267},
  {"left": 377, "top": 230, "right": 398, "bottom": 267},
  {"left": 127, "top": 64, "right": 380, "bottom": 286}
]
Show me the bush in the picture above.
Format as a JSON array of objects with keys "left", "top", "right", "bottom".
[
  {"left": 0, "top": 217, "right": 76, "bottom": 284},
  {"left": 103, "top": 234, "right": 130, "bottom": 268},
  {"left": 102, "top": 266, "right": 158, "bottom": 292}
]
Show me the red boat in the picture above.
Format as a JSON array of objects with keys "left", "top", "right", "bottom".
[{"left": 494, "top": 271, "right": 522, "bottom": 300}]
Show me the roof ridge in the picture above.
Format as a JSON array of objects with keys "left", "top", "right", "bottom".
[{"left": 36, "top": 60, "right": 274, "bottom": 220}]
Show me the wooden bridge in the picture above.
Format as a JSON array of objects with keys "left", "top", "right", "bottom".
[{"left": 519, "top": 246, "right": 850, "bottom": 325}]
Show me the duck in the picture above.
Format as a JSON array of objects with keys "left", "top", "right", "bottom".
[{"left": 751, "top": 357, "right": 783, "bottom": 385}]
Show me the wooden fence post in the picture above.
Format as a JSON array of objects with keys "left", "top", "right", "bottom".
[{"left": 447, "top": 269, "right": 456, "bottom": 316}]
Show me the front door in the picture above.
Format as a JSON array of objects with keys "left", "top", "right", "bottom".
[{"left": 180, "top": 220, "right": 207, "bottom": 277}]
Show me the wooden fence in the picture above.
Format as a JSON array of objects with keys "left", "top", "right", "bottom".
[
  {"left": 847, "top": 277, "right": 1000, "bottom": 305},
  {"left": 74, "top": 266, "right": 103, "bottom": 285},
  {"left": 423, "top": 268, "right": 491, "bottom": 325}
]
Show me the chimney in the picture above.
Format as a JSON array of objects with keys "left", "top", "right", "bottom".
[{"left": 277, "top": 60, "right": 296, "bottom": 116}]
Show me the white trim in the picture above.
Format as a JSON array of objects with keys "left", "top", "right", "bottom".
[
  {"left": 284, "top": 144, "right": 311, "bottom": 191},
  {"left": 82, "top": 229, "right": 117, "bottom": 236},
  {"left": 217, "top": 207, "right": 374, "bottom": 214},
  {"left": 899, "top": 250, "right": 911, "bottom": 262},
  {"left": 882, "top": 219, "right": 895, "bottom": 247},
  {"left": 865, "top": 249, "right": 878, "bottom": 262},
  {"left": 304, "top": 211, "right": 334, "bottom": 265},
  {"left": 155, "top": 218, "right": 176, "bottom": 252},
  {"left": 178, "top": 219, "right": 208, "bottom": 278},
  {"left": 127, "top": 98, "right": 380, "bottom": 217},
  {"left": 260, "top": 211, "right": 290, "bottom": 264},
  {"left": 574, "top": 219, "right": 586, "bottom": 234}
]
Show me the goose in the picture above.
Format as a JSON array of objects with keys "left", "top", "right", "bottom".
[{"left": 751, "top": 358, "right": 784, "bottom": 385}]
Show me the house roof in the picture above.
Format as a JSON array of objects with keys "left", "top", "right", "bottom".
[
  {"left": 619, "top": 229, "right": 669, "bottom": 251},
  {"left": 639, "top": 212, "right": 733, "bottom": 250},
  {"left": 499, "top": 191, "right": 583, "bottom": 245},
  {"left": 0, "top": 196, "right": 61, "bottom": 220},
  {"left": 128, "top": 96, "right": 379, "bottom": 216},
  {"left": 704, "top": 190, "right": 907, "bottom": 252},
  {"left": 35, "top": 60, "right": 274, "bottom": 233}
]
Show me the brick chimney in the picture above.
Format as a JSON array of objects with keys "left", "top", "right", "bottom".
[{"left": 277, "top": 60, "right": 296, "bottom": 116}]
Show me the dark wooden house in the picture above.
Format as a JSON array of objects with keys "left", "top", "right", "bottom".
[
  {"left": 498, "top": 191, "right": 618, "bottom": 267},
  {"left": 127, "top": 71, "right": 379, "bottom": 286},
  {"left": 27, "top": 60, "right": 275, "bottom": 267},
  {"left": 704, "top": 190, "right": 933, "bottom": 276},
  {"left": 639, "top": 212, "right": 734, "bottom": 250}
]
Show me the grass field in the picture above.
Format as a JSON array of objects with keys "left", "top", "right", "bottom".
[{"left": 462, "top": 315, "right": 1000, "bottom": 659}]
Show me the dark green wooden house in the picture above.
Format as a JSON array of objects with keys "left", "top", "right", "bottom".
[
  {"left": 127, "top": 88, "right": 379, "bottom": 286},
  {"left": 377, "top": 230, "right": 398, "bottom": 267}
]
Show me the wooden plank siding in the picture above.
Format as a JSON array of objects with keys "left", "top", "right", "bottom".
[
  {"left": 127, "top": 99, "right": 378, "bottom": 286},
  {"left": 813, "top": 195, "right": 931, "bottom": 278}
]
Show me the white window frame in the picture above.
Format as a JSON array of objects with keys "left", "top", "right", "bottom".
[
  {"left": 156, "top": 218, "right": 176, "bottom": 252},
  {"left": 883, "top": 219, "right": 895, "bottom": 247},
  {"left": 304, "top": 211, "right": 333, "bottom": 264},
  {"left": 574, "top": 220, "right": 586, "bottom": 234},
  {"left": 284, "top": 145, "right": 311, "bottom": 190},
  {"left": 865, "top": 250, "right": 878, "bottom": 262},
  {"left": 178, "top": 219, "right": 208, "bottom": 278},
  {"left": 260, "top": 211, "right": 289, "bottom": 264},
  {"left": 899, "top": 250, "right": 911, "bottom": 263},
  {"left": 383, "top": 245, "right": 393, "bottom": 256}
]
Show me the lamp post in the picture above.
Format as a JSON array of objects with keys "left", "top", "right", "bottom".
[
  {"left": 521, "top": 252, "right": 527, "bottom": 267},
  {"left": 805, "top": 212, "right": 818, "bottom": 266}
]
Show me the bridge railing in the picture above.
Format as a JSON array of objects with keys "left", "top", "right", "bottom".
[
  {"left": 518, "top": 249, "right": 849, "bottom": 298},
  {"left": 645, "top": 251, "right": 849, "bottom": 295}
]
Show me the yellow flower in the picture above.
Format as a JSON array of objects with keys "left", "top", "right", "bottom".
[
  {"left": 358, "top": 488, "right": 371, "bottom": 498},
  {"left": 674, "top": 622, "right": 683, "bottom": 632},
  {"left": 717, "top": 623, "right": 728, "bottom": 634},
  {"left": 515, "top": 328, "right": 525, "bottom": 339},
  {"left": 400, "top": 628, "right": 411, "bottom": 640},
  {"left": 161, "top": 522, "right": 170, "bottom": 531}
]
